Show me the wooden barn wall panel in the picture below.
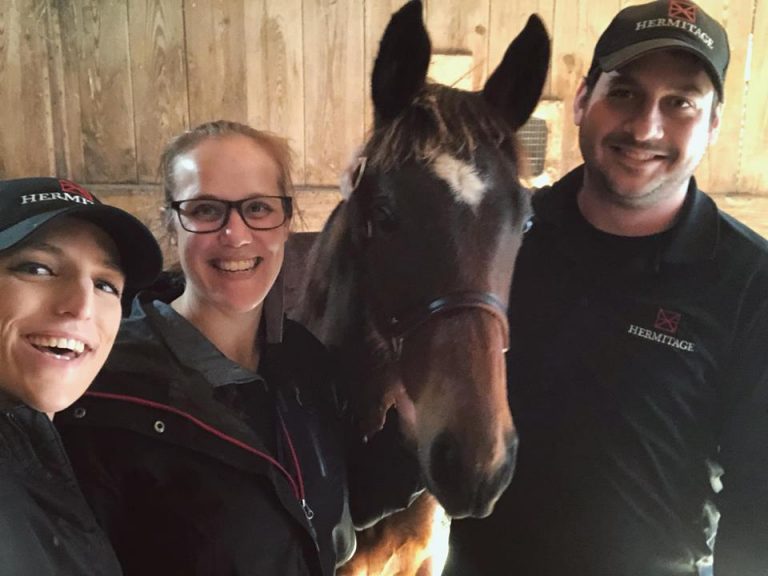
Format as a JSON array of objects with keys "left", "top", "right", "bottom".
[
  {"left": 74, "top": 0, "right": 137, "bottom": 183},
  {"left": 696, "top": 0, "right": 754, "bottom": 194},
  {"left": 245, "top": 0, "right": 307, "bottom": 182},
  {"left": 1, "top": 0, "right": 767, "bottom": 238},
  {"left": 303, "top": 0, "right": 364, "bottom": 185},
  {"left": 0, "top": 0, "right": 54, "bottom": 177},
  {"left": 46, "top": 0, "right": 85, "bottom": 179},
  {"left": 739, "top": 0, "right": 768, "bottom": 195},
  {"left": 550, "top": 0, "right": 625, "bottom": 177},
  {"left": 128, "top": 0, "right": 188, "bottom": 183},
  {"left": 425, "top": 0, "right": 490, "bottom": 90},
  {"left": 184, "top": 0, "right": 247, "bottom": 126},
  {"left": 489, "top": 0, "right": 555, "bottom": 95}
]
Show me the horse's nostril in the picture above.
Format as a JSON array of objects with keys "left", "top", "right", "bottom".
[{"left": 430, "top": 431, "right": 461, "bottom": 489}]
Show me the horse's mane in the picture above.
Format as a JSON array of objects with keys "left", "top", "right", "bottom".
[{"left": 363, "top": 83, "right": 519, "bottom": 171}]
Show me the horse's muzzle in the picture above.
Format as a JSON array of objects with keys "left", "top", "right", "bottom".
[{"left": 427, "top": 429, "right": 518, "bottom": 519}]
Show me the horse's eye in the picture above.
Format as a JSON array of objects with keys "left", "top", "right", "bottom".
[{"left": 365, "top": 198, "right": 398, "bottom": 237}]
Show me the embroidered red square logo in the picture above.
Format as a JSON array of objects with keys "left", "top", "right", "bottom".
[
  {"left": 669, "top": 0, "right": 697, "bottom": 23},
  {"left": 59, "top": 179, "right": 94, "bottom": 201},
  {"left": 655, "top": 309, "right": 681, "bottom": 334}
]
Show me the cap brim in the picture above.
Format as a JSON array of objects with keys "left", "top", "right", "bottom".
[
  {"left": 599, "top": 38, "right": 724, "bottom": 97},
  {"left": 0, "top": 206, "right": 162, "bottom": 289}
]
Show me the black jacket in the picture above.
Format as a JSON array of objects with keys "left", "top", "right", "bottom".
[
  {"left": 0, "top": 397, "right": 122, "bottom": 576},
  {"left": 57, "top": 289, "right": 420, "bottom": 576},
  {"left": 448, "top": 167, "right": 768, "bottom": 576}
]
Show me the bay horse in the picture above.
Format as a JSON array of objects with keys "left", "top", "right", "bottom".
[{"left": 297, "top": 1, "right": 549, "bottom": 573}]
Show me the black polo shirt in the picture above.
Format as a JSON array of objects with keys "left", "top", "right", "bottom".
[{"left": 448, "top": 166, "right": 768, "bottom": 576}]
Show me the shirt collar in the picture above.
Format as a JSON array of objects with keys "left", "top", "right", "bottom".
[{"left": 533, "top": 165, "right": 720, "bottom": 264}]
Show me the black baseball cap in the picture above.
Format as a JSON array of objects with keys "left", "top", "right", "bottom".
[
  {"left": 588, "top": 0, "right": 729, "bottom": 98},
  {"left": 0, "top": 177, "right": 162, "bottom": 289}
]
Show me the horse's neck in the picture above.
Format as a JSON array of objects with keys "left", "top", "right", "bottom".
[
  {"left": 298, "top": 205, "right": 403, "bottom": 432},
  {"left": 297, "top": 203, "right": 360, "bottom": 348}
]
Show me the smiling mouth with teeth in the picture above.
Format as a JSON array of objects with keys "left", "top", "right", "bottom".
[
  {"left": 215, "top": 257, "right": 263, "bottom": 272},
  {"left": 28, "top": 336, "right": 88, "bottom": 359}
]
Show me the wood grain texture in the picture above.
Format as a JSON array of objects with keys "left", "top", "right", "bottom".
[
  {"left": 550, "top": 0, "right": 622, "bottom": 174},
  {"left": 46, "top": 0, "right": 85, "bottom": 179},
  {"left": 0, "top": 0, "right": 54, "bottom": 177},
  {"left": 695, "top": 0, "right": 754, "bottom": 193},
  {"left": 184, "top": 0, "right": 247, "bottom": 126},
  {"left": 74, "top": 0, "right": 137, "bottom": 183},
  {"left": 245, "top": 0, "right": 306, "bottom": 183},
  {"left": 303, "top": 0, "right": 365, "bottom": 185},
  {"left": 488, "top": 0, "right": 555, "bottom": 96},
  {"left": 129, "top": 0, "right": 188, "bottom": 183},
  {"left": 738, "top": 0, "right": 768, "bottom": 195},
  {"left": 1, "top": 0, "right": 766, "bottom": 216},
  {"left": 425, "top": 0, "right": 490, "bottom": 89}
]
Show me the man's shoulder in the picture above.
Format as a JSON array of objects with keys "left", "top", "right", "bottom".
[
  {"left": 717, "top": 209, "right": 768, "bottom": 257},
  {"left": 710, "top": 204, "right": 768, "bottom": 284},
  {"left": 529, "top": 167, "right": 583, "bottom": 224}
]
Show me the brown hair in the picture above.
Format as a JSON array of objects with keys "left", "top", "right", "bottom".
[
  {"left": 159, "top": 120, "right": 295, "bottom": 230},
  {"left": 364, "top": 83, "right": 519, "bottom": 172}
]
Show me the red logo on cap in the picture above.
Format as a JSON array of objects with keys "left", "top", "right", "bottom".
[
  {"left": 655, "top": 308, "right": 681, "bottom": 334},
  {"left": 58, "top": 179, "right": 94, "bottom": 201},
  {"left": 669, "top": 0, "right": 697, "bottom": 23}
]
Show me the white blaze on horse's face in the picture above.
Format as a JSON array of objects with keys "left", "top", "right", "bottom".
[{"left": 431, "top": 154, "right": 487, "bottom": 209}]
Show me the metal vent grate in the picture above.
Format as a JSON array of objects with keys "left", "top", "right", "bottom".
[{"left": 518, "top": 116, "right": 548, "bottom": 177}]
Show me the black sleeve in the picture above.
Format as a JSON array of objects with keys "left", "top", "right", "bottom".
[{"left": 714, "top": 300, "right": 768, "bottom": 575}]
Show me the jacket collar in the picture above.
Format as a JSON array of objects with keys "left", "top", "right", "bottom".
[
  {"left": 141, "top": 298, "right": 261, "bottom": 388},
  {"left": 0, "top": 389, "right": 24, "bottom": 413},
  {"left": 533, "top": 165, "right": 720, "bottom": 264},
  {"left": 117, "top": 285, "right": 260, "bottom": 388}
]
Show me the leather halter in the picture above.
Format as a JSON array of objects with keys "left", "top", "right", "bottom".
[
  {"left": 349, "top": 156, "right": 511, "bottom": 359},
  {"left": 381, "top": 291, "right": 510, "bottom": 359}
]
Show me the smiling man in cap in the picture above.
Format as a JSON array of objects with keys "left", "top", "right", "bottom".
[{"left": 446, "top": 2, "right": 768, "bottom": 575}]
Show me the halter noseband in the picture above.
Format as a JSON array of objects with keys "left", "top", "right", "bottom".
[{"left": 382, "top": 291, "right": 510, "bottom": 358}]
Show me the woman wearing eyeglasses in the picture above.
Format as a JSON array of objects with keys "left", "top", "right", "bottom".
[{"left": 56, "top": 121, "right": 419, "bottom": 576}]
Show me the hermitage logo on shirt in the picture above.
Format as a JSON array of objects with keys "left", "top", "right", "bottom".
[
  {"left": 19, "top": 179, "right": 95, "bottom": 206},
  {"left": 627, "top": 308, "right": 695, "bottom": 352},
  {"left": 654, "top": 308, "right": 681, "bottom": 334}
]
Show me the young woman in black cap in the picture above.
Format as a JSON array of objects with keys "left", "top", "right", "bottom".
[{"left": 0, "top": 177, "right": 162, "bottom": 575}]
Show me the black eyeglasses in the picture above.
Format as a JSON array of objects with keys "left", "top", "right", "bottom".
[{"left": 169, "top": 196, "right": 293, "bottom": 233}]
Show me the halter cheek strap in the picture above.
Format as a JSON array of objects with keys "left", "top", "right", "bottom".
[{"left": 382, "top": 291, "right": 510, "bottom": 359}]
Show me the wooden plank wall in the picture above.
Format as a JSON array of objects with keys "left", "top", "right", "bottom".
[{"left": 1, "top": 0, "right": 766, "bottom": 243}]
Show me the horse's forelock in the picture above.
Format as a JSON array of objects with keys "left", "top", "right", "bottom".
[{"left": 363, "top": 83, "right": 519, "bottom": 172}]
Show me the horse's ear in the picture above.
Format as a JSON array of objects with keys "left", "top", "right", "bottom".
[
  {"left": 483, "top": 15, "right": 550, "bottom": 131},
  {"left": 372, "top": 0, "right": 431, "bottom": 125}
]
